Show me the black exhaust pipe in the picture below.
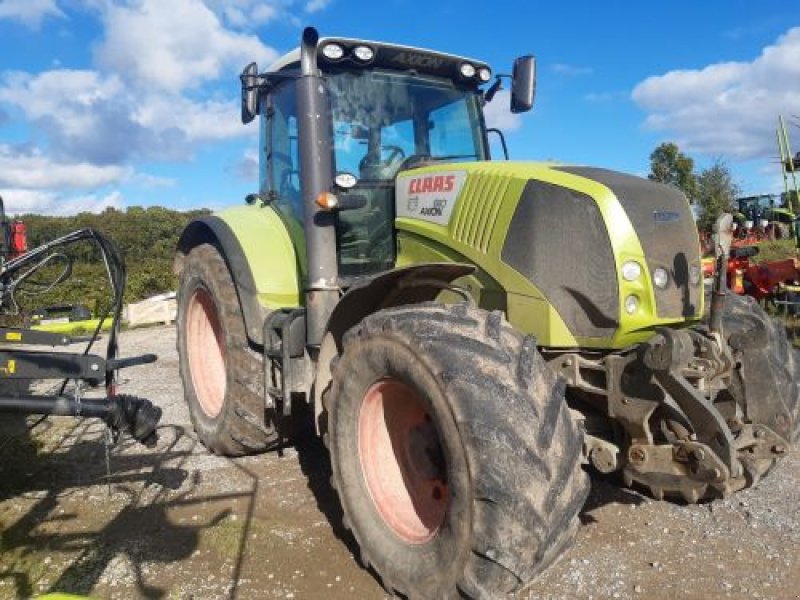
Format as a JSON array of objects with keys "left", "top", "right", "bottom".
[{"left": 297, "top": 27, "right": 339, "bottom": 348}]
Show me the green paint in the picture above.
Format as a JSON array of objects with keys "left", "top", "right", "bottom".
[
  {"left": 215, "top": 161, "right": 701, "bottom": 350},
  {"left": 397, "top": 161, "right": 702, "bottom": 348},
  {"left": 216, "top": 204, "right": 303, "bottom": 310}
]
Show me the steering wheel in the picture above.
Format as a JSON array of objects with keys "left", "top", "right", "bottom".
[
  {"left": 396, "top": 154, "right": 432, "bottom": 172},
  {"left": 359, "top": 145, "right": 407, "bottom": 175}
]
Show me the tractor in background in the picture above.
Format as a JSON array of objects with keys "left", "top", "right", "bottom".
[
  {"left": 734, "top": 193, "right": 795, "bottom": 241},
  {"left": 174, "top": 28, "right": 799, "bottom": 598}
]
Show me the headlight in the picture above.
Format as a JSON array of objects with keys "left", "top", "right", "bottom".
[
  {"left": 478, "top": 67, "right": 492, "bottom": 82},
  {"left": 334, "top": 172, "right": 358, "bottom": 189},
  {"left": 621, "top": 260, "right": 642, "bottom": 281},
  {"left": 689, "top": 265, "right": 701, "bottom": 285},
  {"left": 624, "top": 295, "right": 639, "bottom": 315},
  {"left": 653, "top": 267, "right": 669, "bottom": 289},
  {"left": 353, "top": 45, "right": 374, "bottom": 62},
  {"left": 460, "top": 63, "right": 476, "bottom": 78},
  {"left": 321, "top": 43, "right": 344, "bottom": 60}
]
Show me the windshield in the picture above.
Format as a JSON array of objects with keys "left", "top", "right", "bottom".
[
  {"left": 739, "top": 195, "right": 782, "bottom": 215},
  {"left": 324, "top": 69, "right": 487, "bottom": 278},
  {"left": 327, "top": 70, "right": 487, "bottom": 181}
]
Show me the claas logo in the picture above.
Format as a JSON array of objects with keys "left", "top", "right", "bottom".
[{"left": 407, "top": 175, "right": 456, "bottom": 194}]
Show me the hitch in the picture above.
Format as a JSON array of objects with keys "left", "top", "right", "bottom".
[
  {"left": 0, "top": 393, "right": 161, "bottom": 446},
  {"left": 643, "top": 328, "right": 742, "bottom": 480}
]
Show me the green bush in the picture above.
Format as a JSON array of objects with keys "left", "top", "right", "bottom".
[{"left": 8, "top": 206, "right": 209, "bottom": 315}]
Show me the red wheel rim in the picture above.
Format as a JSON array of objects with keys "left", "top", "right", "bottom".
[
  {"left": 185, "top": 287, "right": 226, "bottom": 418},
  {"left": 358, "top": 378, "right": 449, "bottom": 544}
]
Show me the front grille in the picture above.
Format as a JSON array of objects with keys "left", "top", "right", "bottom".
[
  {"left": 557, "top": 167, "right": 702, "bottom": 319},
  {"left": 450, "top": 171, "right": 510, "bottom": 252}
]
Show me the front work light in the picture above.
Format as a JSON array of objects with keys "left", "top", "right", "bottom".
[
  {"left": 460, "top": 63, "right": 476, "bottom": 78},
  {"left": 621, "top": 260, "right": 642, "bottom": 282},
  {"left": 353, "top": 45, "right": 374, "bottom": 62},
  {"left": 624, "top": 295, "right": 639, "bottom": 315},
  {"left": 321, "top": 43, "right": 345, "bottom": 60},
  {"left": 653, "top": 267, "right": 669, "bottom": 289}
]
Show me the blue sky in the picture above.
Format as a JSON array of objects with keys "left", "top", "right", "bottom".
[{"left": 0, "top": 0, "right": 798, "bottom": 215}]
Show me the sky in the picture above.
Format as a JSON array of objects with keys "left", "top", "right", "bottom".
[{"left": 0, "top": 0, "right": 798, "bottom": 216}]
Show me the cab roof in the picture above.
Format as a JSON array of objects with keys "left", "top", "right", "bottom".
[{"left": 264, "top": 36, "right": 492, "bottom": 85}]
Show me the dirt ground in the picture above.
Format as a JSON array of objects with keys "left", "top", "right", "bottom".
[{"left": 0, "top": 324, "right": 798, "bottom": 600}]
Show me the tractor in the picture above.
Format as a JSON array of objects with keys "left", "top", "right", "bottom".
[
  {"left": 734, "top": 193, "right": 795, "bottom": 240},
  {"left": 174, "top": 28, "right": 799, "bottom": 598}
]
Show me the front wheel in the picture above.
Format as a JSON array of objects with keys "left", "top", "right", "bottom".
[
  {"left": 327, "top": 303, "right": 589, "bottom": 598},
  {"left": 177, "top": 243, "right": 278, "bottom": 455}
]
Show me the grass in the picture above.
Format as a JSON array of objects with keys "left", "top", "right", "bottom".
[{"left": 750, "top": 239, "right": 798, "bottom": 264}]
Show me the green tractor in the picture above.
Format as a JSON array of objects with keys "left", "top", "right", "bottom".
[
  {"left": 174, "top": 28, "right": 799, "bottom": 598},
  {"left": 734, "top": 193, "right": 796, "bottom": 239}
]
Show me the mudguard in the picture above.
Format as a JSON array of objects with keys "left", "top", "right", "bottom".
[{"left": 176, "top": 205, "right": 302, "bottom": 344}]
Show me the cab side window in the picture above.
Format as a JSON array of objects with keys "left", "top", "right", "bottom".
[{"left": 263, "top": 82, "right": 301, "bottom": 221}]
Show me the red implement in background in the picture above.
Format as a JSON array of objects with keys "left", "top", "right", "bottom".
[{"left": 703, "top": 248, "right": 799, "bottom": 300}]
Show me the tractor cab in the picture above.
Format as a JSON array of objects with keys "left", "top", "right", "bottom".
[{"left": 242, "top": 37, "right": 534, "bottom": 279}]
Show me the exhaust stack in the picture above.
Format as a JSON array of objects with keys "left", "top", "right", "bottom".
[{"left": 297, "top": 27, "right": 339, "bottom": 347}]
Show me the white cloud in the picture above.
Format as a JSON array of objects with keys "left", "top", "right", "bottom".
[
  {"left": 204, "top": 0, "right": 279, "bottom": 28},
  {"left": 0, "top": 145, "right": 130, "bottom": 189},
  {"left": 0, "top": 188, "right": 123, "bottom": 216},
  {"left": 135, "top": 93, "right": 250, "bottom": 142},
  {"left": 231, "top": 148, "right": 259, "bottom": 180},
  {"left": 483, "top": 90, "right": 523, "bottom": 132},
  {"left": 0, "top": 68, "right": 253, "bottom": 165},
  {"left": 305, "top": 0, "right": 330, "bottom": 13},
  {"left": 94, "top": 0, "right": 278, "bottom": 93},
  {"left": 633, "top": 26, "right": 800, "bottom": 160},
  {"left": 0, "top": 0, "right": 64, "bottom": 28},
  {"left": 0, "top": 0, "right": 289, "bottom": 214}
]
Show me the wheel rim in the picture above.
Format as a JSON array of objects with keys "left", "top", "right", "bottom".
[
  {"left": 358, "top": 378, "right": 449, "bottom": 544},
  {"left": 186, "top": 287, "right": 226, "bottom": 418}
]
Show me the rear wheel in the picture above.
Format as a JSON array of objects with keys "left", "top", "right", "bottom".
[
  {"left": 327, "top": 303, "right": 589, "bottom": 598},
  {"left": 177, "top": 243, "right": 278, "bottom": 455}
]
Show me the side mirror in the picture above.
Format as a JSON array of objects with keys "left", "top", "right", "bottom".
[
  {"left": 510, "top": 55, "right": 536, "bottom": 114},
  {"left": 240, "top": 62, "right": 259, "bottom": 124}
]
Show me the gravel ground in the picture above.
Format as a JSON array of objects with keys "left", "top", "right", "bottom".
[{"left": 0, "top": 324, "right": 798, "bottom": 599}]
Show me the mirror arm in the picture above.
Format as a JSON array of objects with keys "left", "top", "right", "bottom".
[
  {"left": 484, "top": 74, "right": 511, "bottom": 103},
  {"left": 487, "top": 128, "right": 509, "bottom": 160}
]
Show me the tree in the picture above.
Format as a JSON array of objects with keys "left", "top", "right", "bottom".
[
  {"left": 648, "top": 142, "right": 697, "bottom": 201},
  {"left": 696, "top": 158, "right": 740, "bottom": 231}
]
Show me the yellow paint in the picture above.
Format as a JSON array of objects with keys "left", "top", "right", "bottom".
[{"left": 1, "top": 359, "right": 16, "bottom": 376}]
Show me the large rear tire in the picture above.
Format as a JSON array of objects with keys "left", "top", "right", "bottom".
[
  {"left": 327, "top": 303, "right": 589, "bottom": 598},
  {"left": 177, "top": 243, "right": 278, "bottom": 455}
]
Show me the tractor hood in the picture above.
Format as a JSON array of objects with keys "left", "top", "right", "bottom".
[{"left": 394, "top": 161, "right": 703, "bottom": 348}]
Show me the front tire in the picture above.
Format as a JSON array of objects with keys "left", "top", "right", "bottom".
[
  {"left": 723, "top": 293, "right": 800, "bottom": 443},
  {"left": 327, "top": 303, "right": 588, "bottom": 598},
  {"left": 177, "top": 243, "right": 278, "bottom": 455}
]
